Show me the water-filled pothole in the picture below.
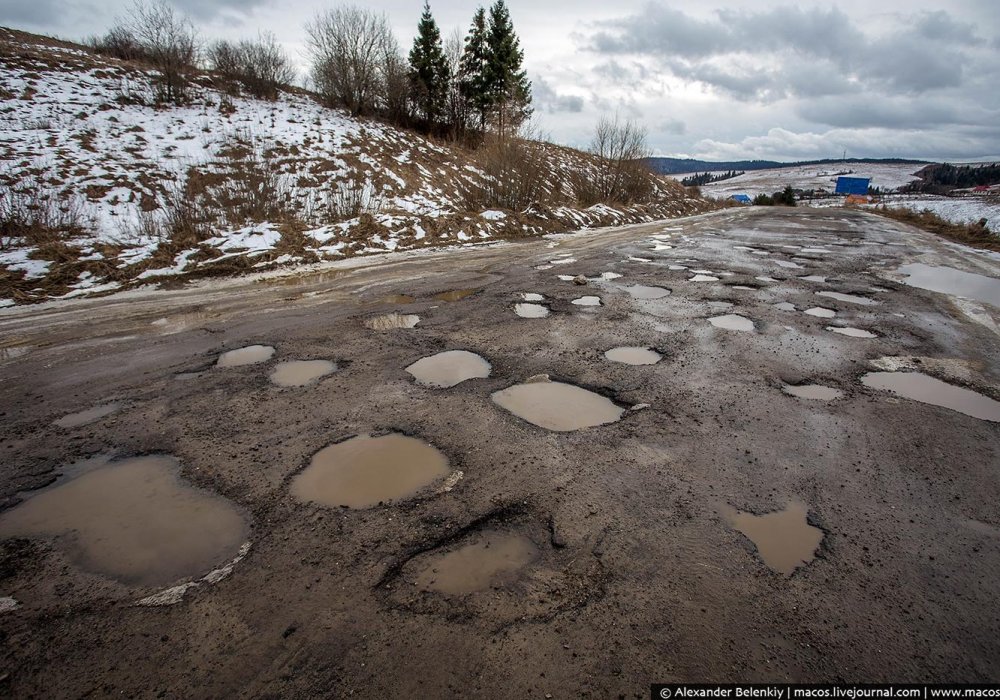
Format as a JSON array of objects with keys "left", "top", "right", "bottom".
[
  {"left": 783, "top": 384, "right": 844, "bottom": 401},
  {"left": 897, "top": 263, "right": 1000, "bottom": 306},
  {"left": 217, "top": 345, "right": 275, "bottom": 367},
  {"left": 270, "top": 360, "right": 337, "bottom": 387},
  {"left": 690, "top": 274, "right": 719, "bottom": 282},
  {"left": 605, "top": 347, "right": 662, "bottom": 365},
  {"left": 0, "top": 455, "right": 248, "bottom": 586},
  {"left": 412, "top": 531, "right": 539, "bottom": 595},
  {"left": 572, "top": 296, "right": 602, "bottom": 306},
  {"left": 626, "top": 285, "right": 671, "bottom": 299},
  {"left": 366, "top": 313, "right": 420, "bottom": 330},
  {"left": 406, "top": 350, "right": 491, "bottom": 388},
  {"left": 816, "top": 291, "right": 878, "bottom": 306},
  {"left": 491, "top": 380, "right": 625, "bottom": 431},
  {"left": 521, "top": 293, "right": 544, "bottom": 301},
  {"left": 382, "top": 294, "right": 415, "bottom": 304},
  {"left": 515, "top": 303, "right": 550, "bottom": 318},
  {"left": 827, "top": 326, "right": 877, "bottom": 338},
  {"left": 291, "top": 434, "right": 450, "bottom": 509},
  {"left": 723, "top": 501, "right": 823, "bottom": 576},
  {"left": 861, "top": 372, "right": 1000, "bottom": 422},
  {"left": 54, "top": 403, "right": 122, "bottom": 428},
  {"left": 804, "top": 307, "right": 836, "bottom": 318},
  {"left": 709, "top": 314, "right": 755, "bottom": 332},
  {"left": 773, "top": 302, "right": 796, "bottom": 312},
  {"left": 434, "top": 289, "right": 477, "bottom": 302}
]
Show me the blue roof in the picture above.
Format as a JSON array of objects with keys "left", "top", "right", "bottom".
[
  {"left": 731, "top": 194, "right": 752, "bottom": 203},
  {"left": 835, "top": 177, "right": 871, "bottom": 195}
]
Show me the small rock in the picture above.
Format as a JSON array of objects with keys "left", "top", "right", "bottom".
[
  {"left": 525, "top": 374, "right": 551, "bottom": 384},
  {"left": 573, "top": 275, "right": 588, "bottom": 286}
]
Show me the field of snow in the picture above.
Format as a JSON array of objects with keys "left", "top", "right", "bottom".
[
  {"left": 675, "top": 162, "right": 928, "bottom": 198},
  {"left": 871, "top": 195, "right": 1000, "bottom": 231}
]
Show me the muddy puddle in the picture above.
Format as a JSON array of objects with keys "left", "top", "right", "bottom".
[
  {"left": 515, "top": 303, "right": 550, "bottom": 318},
  {"left": 817, "top": 291, "right": 878, "bottom": 306},
  {"left": 216, "top": 345, "right": 275, "bottom": 368},
  {"left": 433, "top": 289, "right": 477, "bottom": 302},
  {"left": 54, "top": 402, "right": 121, "bottom": 428},
  {"left": 783, "top": 384, "right": 844, "bottom": 401},
  {"left": 861, "top": 372, "right": 1000, "bottom": 422},
  {"left": 572, "top": 296, "right": 602, "bottom": 307},
  {"left": 804, "top": 307, "right": 836, "bottom": 318},
  {"left": 690, "top": 274, "right": 719, "bottom": 282},
  {"left": 0, "top": 455, "right": 248, "bottom": 586},
  {"left": 366, "top": 313, "right": 420, "bottom": 330},
  {"left": 381, "top": 294, "right": 415, "bottom": 304},
  {"left": 709, "top": 314, "right": 755, "bottom": 332},
  {"left": 897, "top": 263, "right": 1000, "bottom": 306},
  {"left": 521, "top": 293, "right": 544, "bottom": 301},
  {"left": 270, "top": 360, "right": 337, "bottom": 387},
  {"left": 827, "top": 326, "right": 877, "bottom": 338},
  {"left": 626, "top": 285, "right": 671, "bottom": 299},
  {"left": 406, "top": 350, "right": 491, "bottom": 388},
  {"left": 412, "top": 531, "right": 538, "bottom": 595},
  {"left": 774, "top": 302, "right": 796, "bottom": 312},
  {"left": 291, "top": 434, "right": 450, "bottom": 508},
  {"left": 723, "top": 501, "right": 823, "bottom": 576},
  {"left": 605, "top": 347, "right": 662, "bottom": 365},
  {"left": 491, "top": 380, "right": 625, "bottom": 431}
]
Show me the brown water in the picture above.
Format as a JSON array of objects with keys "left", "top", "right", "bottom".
[
  {"left": 491, "top": 381, "right": 625, "bottom": 431},
  {"left": 709, "top": 314, "right": 755, "bottom": 332},
  {"left": 381, "top": 294, "right": 415, "bottom": 304},
  {"left": 723, "top": 501, "right": 823, "bottom": 576},
  {"left": 406, "top": 350, "right": 491, "bottom": 388},
  {"left": 365, "top": 313, "right": 420, "bottom": 330},
  {"left": 897, "top": 263, "right": 1000, "bottom": 307},
  {"left": 816, "top": 291, "right": 878, "bottom": 306},
  {"left": 291, "top": 434, "right": 450, "bottom": 508},
  {"left": 514, "top": 303, "right": 550, "bottom": 318},
  {"left": 412, "top": 532, "right": 538, "bottom": 595},
  {"left": 804, "top": 307, "right": 836, "bottom": 318},
  {"left": 216, "top": 345, "right": 275, "bottom": 367},
  {"left": 269, "top": 360, "right": 337, "bottom": 387},
  {"left": 54, "top": 403, "right": 121, "bottom": 428},
  {"left": 0, "top": 456, "right": 248, "bottom": 586},
  {"left": 861, "top": 371, "right": 1000, "bottom": 422},
  {"left": 783, "top": 384, "right": 844, "bottom": 401},
  {"left": 827, "top": 326, "right": 877, "bottom": 338},
  {"left": 434, "top": 289, "right": 477, "bottom": 302},
  {"left": 605, "top": 347, "right": 662, "bottom": 365},
  {"left": 626, "top": 285, "right": 671, "bottom": 299}
]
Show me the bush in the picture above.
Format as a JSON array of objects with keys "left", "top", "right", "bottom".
[
  {"left": 0, "top": 175, "right": 90, "bottom": 248},
  {"left": 572, "top": 115, "right": 654, "bottom": 205},
  {"left": 207, "top": 33, "right": 295, "bottom": 100},
  {"left": 459, "top": 128, "right": 550, "bottom": 211}
]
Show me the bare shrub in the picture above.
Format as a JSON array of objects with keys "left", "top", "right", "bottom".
[
  {"left": 572, "top": 115, "right": 654, "bottom": 205},
  {"left": 460, "top": 126, "right": 550, "bottom": 211},
  {"left": 88, "top": 25, "right": 149, "bottom": 63},
  {"left": 207, "top": 32, "right": 295, "bottom": 100},
  {"left": 320, "top": 179, "right": 385, "bottom": 222},
  {"left": 112, "top": 1, "right": 198, "bottom": 104},
  {"left": 213, "top": 138, "right": 292, "bottom": 225},
  {"left": 0, "top": 175, "right": 90, "bottom": 249},
  {"left": 305, "top": 6, "right": 401, "bottom": 117}
]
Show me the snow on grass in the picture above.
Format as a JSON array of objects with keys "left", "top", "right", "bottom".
[
  {"left": 676, "top": 162, "right": 928, "bottom": 198},
  {"left": 872, "top": 195, "right": 999, "bottom": 231}
]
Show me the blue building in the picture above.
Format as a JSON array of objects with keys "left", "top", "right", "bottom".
[
  {"left": 731, "top": 194, "right": 752, "bottom": 204},
  {"left": 835, "top": 177, "right": 871, "bottom": 195}
]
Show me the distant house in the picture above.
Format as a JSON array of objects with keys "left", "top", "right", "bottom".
[
  {"left": 731, "top": 194, "right": 752, "bottom": 204},
  {"left": 835, "top": 177, "right": 871, "bottom": 195},
  {"left": 973, "top": 185, "right": 990, "bottom": 193},
  {"left": 845, "top": 194, "right": 874, "bottom": 205}
]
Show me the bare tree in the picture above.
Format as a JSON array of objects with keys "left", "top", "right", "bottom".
[
  {"left": 575, "top": 114, "right": 654, "bottom": 205},
  {"left": 443, "top": 27, "right": 469, "bottom": 139},
  {"left": 305, "top": 6, "right": 400, "bottom": 117},
  {"left": 208, "top": 32, "right": 295, "bottom": 100},
  {"left": 116, "top": 1, "right": 198, "bottom": 104}
]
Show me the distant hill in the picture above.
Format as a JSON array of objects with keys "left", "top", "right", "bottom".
[{"left": 647, "top": 157, "right": 931, "bottom": 175}]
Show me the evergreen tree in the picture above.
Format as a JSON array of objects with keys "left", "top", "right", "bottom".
[
  {"left": 408, "top": 1, "right": 450, "bottom": 125},
  {"left": 459, "top": 7, "right": 490, "bottom": 130},
  {"left": 484, "top": 0, "right": 531, "bottom": 134}
]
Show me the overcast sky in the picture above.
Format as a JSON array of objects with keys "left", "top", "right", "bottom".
[{"left": 4, "top": 0, "right": 998, "bottom": 161}]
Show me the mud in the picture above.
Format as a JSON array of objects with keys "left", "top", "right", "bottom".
[
  {"left": 405, "top": 350, "right": 491, "bottom": 388},
  {"left": 514, "top": 303, "right": 550, "bottom": 318},
  {"left": 722, "top": 501, "right": 824, "bottom": 576},
  {"left": 365, "top": 313, "right": 420, "bottom": 330},
  {"left": 411, "top": 531, "right": 538, "bottom": 595},
  {"left": 491, "top": 380, "right": 626, "bottom": 431},
  {"left": 216, "top": 344, "right": 275, "bottom": 367},
  {"left": 269, "top": 360, "right": 337, "bottom": 387},
  {"left": 605, "top": 347, "right": 662, "bottom": 365},
  {"left": 53, "top": 402, "right": 121, "bottom": 428},
  {"left": 709, "top": 314, "right": 755, "bottom": 332},
  {"left": 2, "top": 207, "right": 1000, "bottom": 695},
  {"left": 783, "top": 384, "right": 844, "bottom": 401}
]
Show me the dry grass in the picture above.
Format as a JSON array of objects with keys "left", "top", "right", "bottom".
[{"left": 869, "top": 206, "right": 999, "bottom": 252}]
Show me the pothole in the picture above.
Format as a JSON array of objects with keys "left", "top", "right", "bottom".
[
  {"left": 269, "top": 360, "right": 337, "bottom": 387},
  {"left": 291, "top": 434, "right": 451, "bottom": 509},
  {"left": 773, "top": 302, "right": 796, "bottom": 312},
  {"left": 0, "top": 455, "right": 249, "bottom": 587},
  {"left": 412, "top": 531, "right": 538, "bottom": 595},
  {"left": 827, "top": 326, "right": 877, "bottom": 338},
  {"left": 804, "top": 307, "right": 836, "bottom": 318},
  {"left": 816, "top": 291, "right": 878, "bottom": 306},
  {"left": 54, "top": 402, "right": 122, "bottom": 428},
  {"left": 626, "top": 285, "right": 671, "bottom": 300},
  {"left": 406, "top": 350, "right": 491, "bottom": 388},
  {"left": 861, "top": 372, "right": 1000, "bottom": 422},
  {"left": 366, "top": 313, "right": 420, "bottom": 330},
  {"left": 571, "top": 296, "right": 602, "bottom": 306},
  {"left": 381, "top": 294, "right": 415, "bottom": 304},
  {"left": 774, "top": 260, "right": 804, "bottom": 269},
  {"left": 709, "top": 314, "right": 755, "bottom": 332},
  {"left": 896, "top": 263, "right": 1000, "bottom": 307},
  {"left": 515, "top": 303, "right": 550, "bottom": 318},
  {"left": 491, "top": 379, "right": 626, "bottom": 431},
  {"left": 722, "top": 501, "right": 823, "bottom": 576},
  {"left": 433, "top": 289, "right": 477, "bottom": 302},
  {"left": 216, "top": 345, "right": 275, "bottom": 367},
  {"left": 689, "top": 274, "right": 718, "bottom": 282},
  {"left": 605, "top": 347, "right": 662, "bottom": 365},
  {"left": 521, "top": 293, "right": 544, "bottom": 301},
  {"left": 782, "top": 384, "right": 844, "bottom": 401}
]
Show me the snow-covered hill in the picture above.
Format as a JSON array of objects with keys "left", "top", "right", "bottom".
[
  {"left": 674, "top": 162, "right": 928, "bottom": 198},
  {"left": 0, "top": 28, "right": 711, "bottom": 306}
]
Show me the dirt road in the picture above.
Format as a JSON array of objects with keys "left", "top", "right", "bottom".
[{"left": 1, "top": 207, "right": 999, "bottom": 696}]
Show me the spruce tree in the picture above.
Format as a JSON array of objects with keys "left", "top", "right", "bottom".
[
  {"left": 408, "top": 1, "right": 450, "bottom": 125},
  {"left": 484, "top": 0, "right": 531, "bottom": 134},
  {"left": 459, "top": 7, "right": 490, "bottom": 131}
]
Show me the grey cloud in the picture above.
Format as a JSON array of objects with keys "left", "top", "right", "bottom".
[
  {"left": 166, "top": 0, "right": 270, "bottom": 21},
  {"left": 657, "top": 118, "right": 685, "bottom": 135},
  {"left": 0, "top": 0, "right": 71, "bottom": 28},
  {"left": 532, "top": 76, "right": 584, "bottom": 113}
]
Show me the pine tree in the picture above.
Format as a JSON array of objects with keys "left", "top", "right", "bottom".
[
  {"left": 459, "top": 7, "right": 490, "bottom": 131},
  {"left": 484, "top": 0, "right": 531, "bottom": 135},
  {"left": 408, "top": 1, "right": 450, "bottom": 125}
]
